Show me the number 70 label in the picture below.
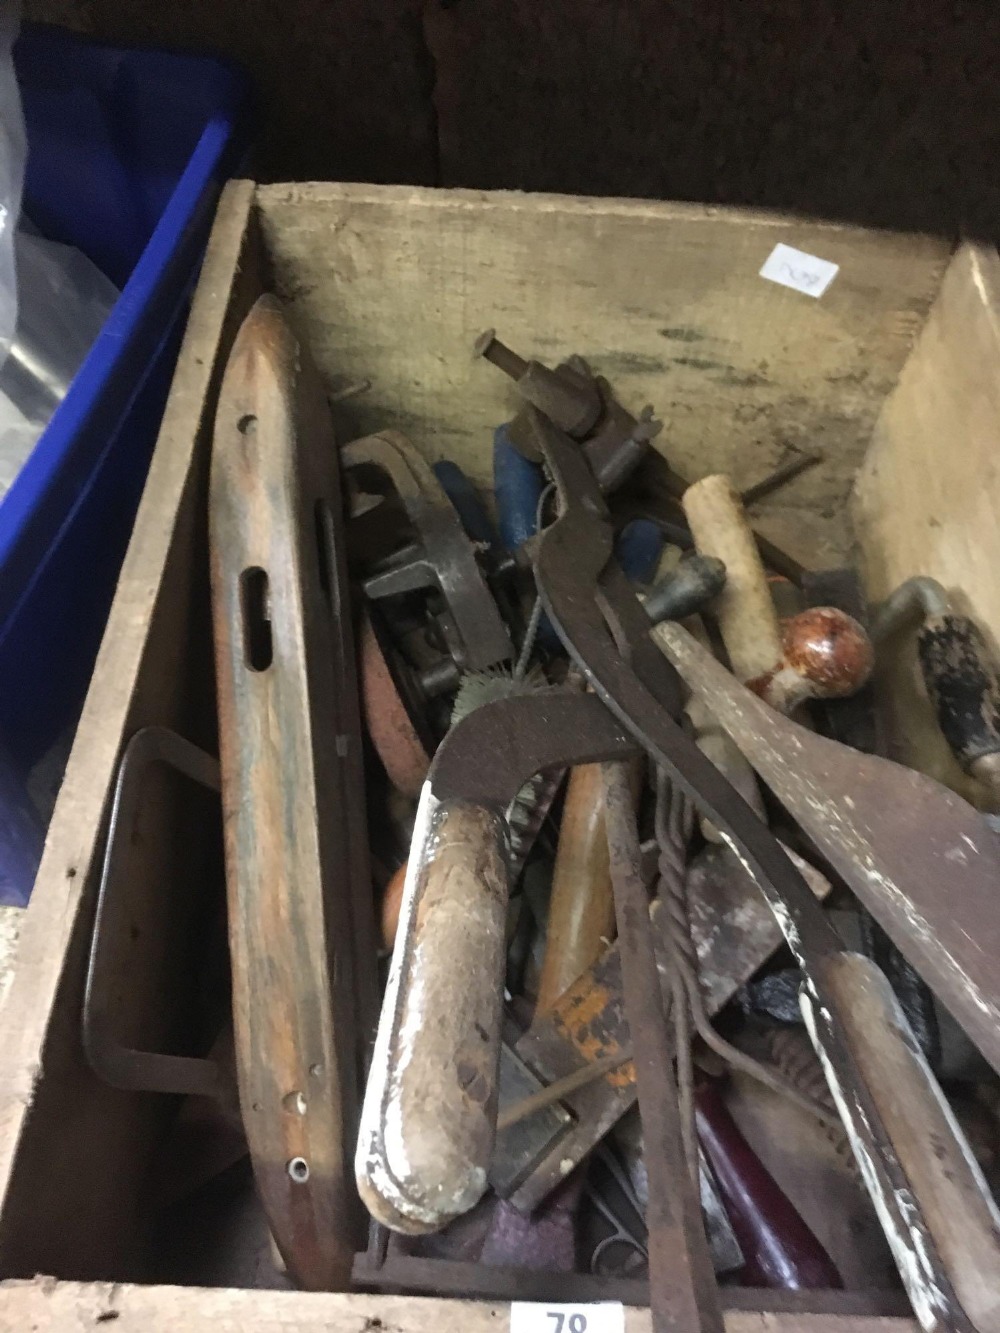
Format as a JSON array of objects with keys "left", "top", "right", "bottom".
[{"left": 510, "top": 1303, "right": 624, "bottom": 1333}]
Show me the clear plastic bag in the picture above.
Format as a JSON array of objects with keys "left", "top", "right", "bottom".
[
  {"left": 0, "top": 228, "right": 119, "bottom": 498},
  {"left": 0, "top": 3, "right": 25, "bottom": 367}
]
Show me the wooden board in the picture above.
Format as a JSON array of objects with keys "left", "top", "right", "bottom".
[
  {"left": 257, "top": 183, "right": 950, "bottom": 567},
  {"left": 0, "top": 1277, "right": 917, "bottom": 1332},
  {"left": 0, "top": 181, "right": 262, "bottom": 1281},
  {"left": 854, "top": 243, "right": 1000, "bottom": 805}
]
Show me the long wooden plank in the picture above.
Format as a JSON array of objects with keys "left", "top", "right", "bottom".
[
  {"left": 257, "top": 183, "right": 949, "bottom": 566},
  {"left": 0, "top": 1278, "right": 916, "bottom": 1332}
]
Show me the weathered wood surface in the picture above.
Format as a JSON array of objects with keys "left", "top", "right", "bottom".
[
  {"left": 0, "top": 1276, "right": 917, "bottom": 1332},
  {"left": 257, "top": 183, "right": 949, "bottom": 567},
  {"left": 210, "top": 295, "right": 376, "bottom": 1287},
  {"left": 0, "top": 181, "right": 261, "bottom": 1280},
  {"left": 855, "top": 243, "right": 1000, "bottom": 806}
]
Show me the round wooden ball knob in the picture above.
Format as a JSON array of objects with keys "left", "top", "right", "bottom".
[
  {"left": 381, "top": 861, "right": 408, "bottom": 952},
  {"left": 781, "top": 607, "right": 874, "bottom": 700}
]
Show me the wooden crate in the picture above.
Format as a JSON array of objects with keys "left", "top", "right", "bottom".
[{"left": 0, "top": 180, "right": 996, "bottom": 1330}]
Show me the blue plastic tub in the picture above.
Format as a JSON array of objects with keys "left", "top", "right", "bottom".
[{"left": 0, "top": 25, "right": 251, "bottom": 903}]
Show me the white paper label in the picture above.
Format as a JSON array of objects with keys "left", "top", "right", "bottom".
[
  {"left": 760, "top": 242, "right": 839, "bottom": 297},
  {"left": 510, "top": 1303, "right": 625, "bottom": 1333}
]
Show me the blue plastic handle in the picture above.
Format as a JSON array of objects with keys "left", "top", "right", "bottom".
[
  {"left": 493, "top": 424, "right": 545, "bottom": 553},
  {"left": 614, "top": 518, "right": 664, "bottom": 587}
]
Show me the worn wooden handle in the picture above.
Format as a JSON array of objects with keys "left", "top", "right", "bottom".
[
  {"left": 804, "top": 953, "right": 1000, "bottom": 1332},
  {"left": 682, "top": 474, "right": 782, "bottom": 685},
  {"left": 356, "top": 796, "right": 509, "bottom": 1233},
  {"left": 535, "top": 762, "right": 616, "bottom": 1015}
]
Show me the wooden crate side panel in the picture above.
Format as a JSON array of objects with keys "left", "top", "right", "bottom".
[
  {"left": 257, "top": 183, "right": 949, "bottom": 567},
  {"left": 0, "top": 182, "right": 261, "bottom": 1280},
  {"left": 0, "top": 1278, "right": 917, "bottom": 1332},
  {"left": 854, "top": 242, "right": 1000, "bottom": 804}
]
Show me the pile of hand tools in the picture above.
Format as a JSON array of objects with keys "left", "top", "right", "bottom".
[{"left": 84, "top": 293, "right": 1000, "bottom": 1331}]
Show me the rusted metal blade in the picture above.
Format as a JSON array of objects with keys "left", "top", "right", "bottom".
[{"left": 656, "top": 619, "right": 1000, "bottom": 1081}]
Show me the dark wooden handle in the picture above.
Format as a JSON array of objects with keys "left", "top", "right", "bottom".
[
  {"left": 357, "top": 798, "right": 509, "bottom": 1233},
  {"left": 695, "top": 1080, "right": 841, "bottom": 1291},
  {"left": 918, "top": 613, "right": 1000, "bottom": 771}
]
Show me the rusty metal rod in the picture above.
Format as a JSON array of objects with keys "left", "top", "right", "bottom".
[{"left": 602, "top": 760, "right": 724, "bottom": 1333}]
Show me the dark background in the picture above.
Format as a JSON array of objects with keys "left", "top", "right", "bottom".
[{"left": 26, "top": 0, "right": 1000, "bottom": 237}]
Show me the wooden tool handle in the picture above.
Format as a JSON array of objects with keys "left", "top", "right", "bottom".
[
  {"left": 805, "top": 953, "right": 1000, "bottom": 1332},
  {"left": 535, "top": 762, "right": 618, "bottom": 1015},
  {"left": 356, "top": 797, "right": 508, "bottom": 1233},
  {"left": 682, "top": 474, "right": 782, "bottom": 685},
  {"left": 695, "top": 1080, "right": 841, "bottom": 1291}
]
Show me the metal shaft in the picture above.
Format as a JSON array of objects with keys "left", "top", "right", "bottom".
[
  {"left": 474, "top": 328, "right": 528, "bottom": 379},
  {"left": 602, "top": 761, "right": 724, "bottom": 1333}
]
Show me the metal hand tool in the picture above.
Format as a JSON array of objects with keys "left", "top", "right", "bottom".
[
  {"left": 342, "top": 430, "right": 513, "bottom": 672},
  {"left": 530, "top": 410, "right": 1000, "bottom": 1333},
  {"left": 655, "top": 622, "right": 1000, "bottom": 1332},
  {"left": 211, "top": 295, "right": 378, "bottom": 1289},
  {"left": 587, "top": 1144, "right": 650, "bottom": 1276},
  {"left": 475, "top": 330, "right": 662, "bottom": 491},
  {"left": 356, "top": 689, "right": 640, "bottom": 1234},
  {"left": 499, "top": 843, "right": 831, "bottom": 1214},
  {"left": 611, "top": 1113, "right": 745, "bottom": 1279}
]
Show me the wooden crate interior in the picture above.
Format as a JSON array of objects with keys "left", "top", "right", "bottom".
[{"left": 3, "top": 181, "right": 998, "bottom": 1330}]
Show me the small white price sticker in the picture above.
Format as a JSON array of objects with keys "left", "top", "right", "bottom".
[
  {"left": 759, "top": 242, "right": 839, "bottom": 298},
  {"left": 510, "top": 1303, "right": 625, "bottom": 1333}
]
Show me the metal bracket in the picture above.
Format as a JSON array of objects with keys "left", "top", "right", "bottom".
[{"left": 83, "top": 726, "right": 224, "bottom": 1100}]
